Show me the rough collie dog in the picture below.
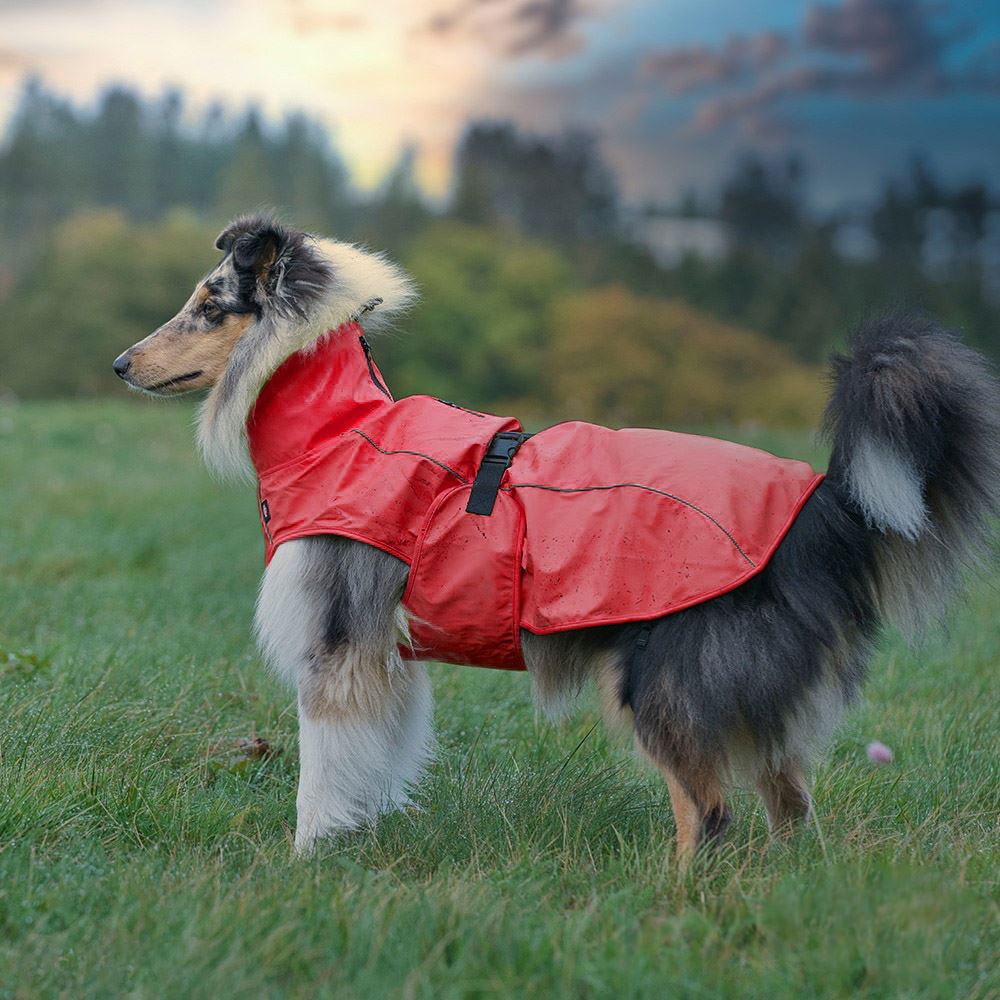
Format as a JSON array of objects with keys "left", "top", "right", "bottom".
[{"left": 113, "top": 213, "right": 1000, "bottom": 860}]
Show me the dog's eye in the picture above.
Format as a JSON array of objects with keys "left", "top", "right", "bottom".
[{"left": 203, "top": 303, "right": 224, "bottom": 323}]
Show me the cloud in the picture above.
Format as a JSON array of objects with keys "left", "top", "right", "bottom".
[
  {"left": 281, "top": 0, "right": 367, "bottom": 34},
  {"left": 802, "top": 0, "right": 964, "bottom": 89},
  {"left": 641, "top": 32, "right": 788, "bottom": 95},
  {"left": 421, "top": 0, "right": 589, "bottom": 59},
  {"left": 641, "top": 0, "right": 1000, "bottom": 135},
  {"left": 0, "top": 0, "right": 85, "bottom": 6},
  {"left": 290, "top": 11, "right": 367, "bottom": 33},
  {"left": 0, "top": 48, "right": 29, "bottom": 72}
]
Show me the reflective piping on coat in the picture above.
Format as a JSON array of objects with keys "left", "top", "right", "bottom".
[
  {"left": 351, "top": 429, "right": 468, "bottom": 484},
  {"left": 505, "top": 482, "right": 756, "bottom": 566}
]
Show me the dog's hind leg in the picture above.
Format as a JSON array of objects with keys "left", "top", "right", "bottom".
[
  {"left": 755, "top": 762, "right": 811, "bottom": 835},
  {"left": 638, "top": 743, "right": 730, "bottom": 866},
  {"left": 615, "top": 623, "right": 731, "bottom": 866}
]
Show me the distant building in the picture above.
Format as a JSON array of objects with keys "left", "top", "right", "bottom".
[{"left": 630, "top": 215, "right": 730, "bottom": 266}]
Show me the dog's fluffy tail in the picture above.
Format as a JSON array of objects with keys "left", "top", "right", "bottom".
[{"left": 823, "top": 314, "right": 1000, "bottom": 637}]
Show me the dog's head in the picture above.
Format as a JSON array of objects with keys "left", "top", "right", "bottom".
[{"left": 112, "top": 215, "right": 332, "bottom": 395}]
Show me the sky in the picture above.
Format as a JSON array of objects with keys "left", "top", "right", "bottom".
[{"left": 1, "top": 0, "right": 998, "bottom": 207}]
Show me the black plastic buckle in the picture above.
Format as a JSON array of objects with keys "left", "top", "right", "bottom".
[{"left": 465, "top": 431, "right": 531, "bottom": 516}]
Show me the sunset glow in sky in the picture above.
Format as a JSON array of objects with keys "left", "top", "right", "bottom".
[{"left": 1, "top": 0, "right": 998, "bottom": 205}]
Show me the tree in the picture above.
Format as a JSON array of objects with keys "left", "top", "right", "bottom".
[
  {"left": 545, "top": 286, "right": 822, "bottom": 427},
  {"left": 361, "top": 145, "right": 430, "bottom": 252},
  {"left": 451, "top": 122, "right": 618, "bottom": 246},
  {"left": 376, "top": 221, "right": 571, "bottom": 412},
  {"left": 270, "top": 112, "right": 350, "bottom": 232},
  {"left": 870, "top": 180, "right": 925, "bottom": 269},
  {"left": 150, "top": 88, "right": 185, "bottom": 214},
  {"left": 949, "top": 182, "right": 990, "bottom": 261},
  {"left": 718, "top": 154, "right": 804, "bottom": 258},
  {"left": 0, "top": 210, "right": 217, "bottom": 397},
  {"left": 90, "top": 86, "right": 149, "bottom": 216},
  {"left": 0, "top": 78, "right": 80, "bottom": 254},
  {"left": 215, "top": 108, "right": 278, "bottom": 219}
]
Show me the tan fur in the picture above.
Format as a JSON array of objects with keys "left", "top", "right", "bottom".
[
  {"left": 126, "top": 309, "right": 253, "bottom": 394},
  {"left": 636, "top": 739, "right": 727, "bottom": 866},
  {"left": 298, "top": 643, "right": 397, "bottom": 722},
  {"left": 755, "top": 764, "right": 812, "bottom": 833},
  {"left": 595, "top": 655, "right": 633, "bottom": 735},
  {"left": 662, "top": 766, "right": 726, "bottom": 865},
  {"left": 662, "top": 768, "right": 705, "bottom": 862}
]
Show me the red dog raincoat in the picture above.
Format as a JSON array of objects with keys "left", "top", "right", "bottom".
[{"left": 248, "top": 322, "right": 824, "bottom": 670}]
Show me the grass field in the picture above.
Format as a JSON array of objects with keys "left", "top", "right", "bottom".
[{"left": 0, "top": 399, "right": 997, "bottom": 998}]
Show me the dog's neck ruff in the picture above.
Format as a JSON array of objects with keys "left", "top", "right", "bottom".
[{"left": 247, "top": 327, "right": 824, "bottom": 671}]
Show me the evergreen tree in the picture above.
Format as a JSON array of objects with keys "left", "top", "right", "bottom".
[
  {"left": 451, "top": 123, "right": 618, "bottom": 246},
  {"left": 363, "top": 145, "right": 429, "bottom": 252},
  {"left": 90, "top": 86, "right": 149, "bottom": 216},
  {"left": 215, "top": 108, "right": 277, "bottom": 219},
  {"left": 271, "top": 112, "right": 350, "bottom": 232},
  {"left": 150, "top": 89, "right": 185, "bottom": 214},
  {"left": 718, "top": 154, "right": 803, "bottom": 258}
]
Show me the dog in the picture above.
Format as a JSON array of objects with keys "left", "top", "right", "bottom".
[{"left": 113, "top": 213, "right": 1000, "bottom": 860}]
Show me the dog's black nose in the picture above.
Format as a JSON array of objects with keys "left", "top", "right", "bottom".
[{"left": 112, "top": 354, "right": 131, "bottom": 379}]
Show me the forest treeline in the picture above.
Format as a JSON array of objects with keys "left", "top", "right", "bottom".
[{"left": 0, "top": 80, "right": 996, "bottom": 427}]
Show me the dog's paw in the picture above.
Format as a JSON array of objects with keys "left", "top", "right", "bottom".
[
  {"left": 293, "top": 813, "right": 352, "bottom": 855},
  {"left": 293, "top": 800, "right": 369, "bottom": 855},
  {"left": 293, "top": 825, "right": 320, "bottom": 856},
  {"left": 293, "top": 787, "right": 417, "bottom": 854},
  {"left": 293, "top": 819, "right": 346, "bottom": 855}
]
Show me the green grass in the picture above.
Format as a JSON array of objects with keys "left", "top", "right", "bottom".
[{"left": 0, "top": 400, "right": 997, "bottom": 999}]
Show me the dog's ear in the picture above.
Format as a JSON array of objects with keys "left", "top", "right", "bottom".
[
  {"left": 215, "top": 214, "right": 332, "bottom": 315},
  {"left": 231, "top": 230, "right": 282, "bottom": 278},
  {"left": 215, "top": 216, "right": 286, "bottom": 283},
  {"left": 217, "top": 225, "right": 281, "bottom": 276}
]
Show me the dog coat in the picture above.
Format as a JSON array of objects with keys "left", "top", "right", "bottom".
[{"left": 248, "top": 322, "right": 824, "bottom": 670}]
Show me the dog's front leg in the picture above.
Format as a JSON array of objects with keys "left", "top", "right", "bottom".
[
  {"left": 255, "top": 538, "right": 433, "bottom": 854},
  {"left": 294, "top": 654, "right": 432, "bottom": 853}
]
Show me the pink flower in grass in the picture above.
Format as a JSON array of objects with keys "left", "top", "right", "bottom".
[{"left": 866, "top": 741, "right": 893, "bottom": 765}]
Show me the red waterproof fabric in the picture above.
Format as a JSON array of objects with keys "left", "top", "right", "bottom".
[{"left": 247, "top": 323, "right": 824, "bottom": 670}]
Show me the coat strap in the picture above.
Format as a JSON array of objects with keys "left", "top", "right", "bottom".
[{"left": 466, "top": 431, "right": 532, "bottom": 516}]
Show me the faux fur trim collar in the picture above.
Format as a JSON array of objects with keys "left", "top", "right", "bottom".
[{"left": 197, "top": 239, "right": 416, "bottom": 480}]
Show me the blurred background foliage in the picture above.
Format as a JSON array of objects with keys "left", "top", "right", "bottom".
[{"left": 0, "top": 80, "right": 997, "bottom": 428}]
